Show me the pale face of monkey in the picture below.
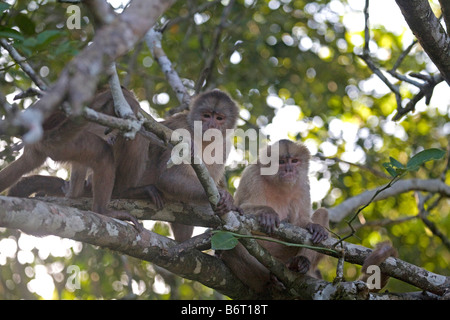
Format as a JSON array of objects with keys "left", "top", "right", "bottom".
[
  {"left": 278, "top": 156, "right": 303, "bottom": 182},
  {"left": 187, "top": 89, "right": 239, "bottom": 135},
  {"left": 260, "top": 139, "right": 310, "bottom": 182},
  {"left": 200, "top": 110, "right": 227, "bottom": 131}
]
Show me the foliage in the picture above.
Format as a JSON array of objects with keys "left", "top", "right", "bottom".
[{"left": 0, "top": 0, "right": 449, "bottom": 299}]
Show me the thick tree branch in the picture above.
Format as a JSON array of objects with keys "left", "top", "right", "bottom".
[
  {"left": 2, "top": 194, "right": 448, "bottom": 298},
  {"left": 0, "top": 0, "right": 176, "bottom": 144},
  {"left": 328, "top": 178, "right": 450, "bottom": 223},
  {"left": 236, "top": 211, "right": 450, "bottom": 297},
  {"left": 0, "top": 195, "right": 256, "bottom": 300},
  {"left": 395, "top": 0, "right": 450, "bottom": 85}
]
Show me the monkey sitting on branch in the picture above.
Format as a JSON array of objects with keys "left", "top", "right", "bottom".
[
  {"left": 134, "top": 89, "right": 241, "bottom": 242},
  {"left": 6, "top": 89, "right": 241, "bottom": 241},
  {"left": 0, "top": 87, "right": 148, "bottom": 230},
  {"left": 219, "top": 139, "right": 330, "bottom": 294},
  {"left": 219, "top": 139, "right": 398, "bottom": 295}
]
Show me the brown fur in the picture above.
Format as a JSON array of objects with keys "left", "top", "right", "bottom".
[
  {"left": 2, "top": 88, "right": 148, "bottom": 228},
  {"left": 137, "top": 89, "right": 239, "bottom": 242},
  {"left": 8, "top": 175, "right": 69, "bottom": 197},
  {"left": 220, "top": 139, "right": 329, "bottom": 295}
]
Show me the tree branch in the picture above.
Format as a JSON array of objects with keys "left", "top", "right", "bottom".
[
  {"left": 0, "top": 0, "right": 176, "bottom": 144},
  {"left": 395, "top": 0, "right": 450, "bottom": 85},
  {"left": 0, "top": 38, "right": 48, "bottom": 91},
  {"left": 145, "top": 27, "right": 192, "bottom": 115},
  {"left": 2, "top": 194, "right": 448, "bottom": 298},
  {"left": 329, "top": 178, "right": 450, "bottom": 223},
  {"left": 439, "top": 0, "right": 450, "bottom": 32},
  {"left": 0, "top": 195, "right": 256, "bottom": 300},
  {"left": 194, "top": 0, "right": 235, "bottom": 94}
]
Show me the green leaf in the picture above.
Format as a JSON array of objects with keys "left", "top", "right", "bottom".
[
  {"left": 36, "top": 30, "right": 63, "bottom": 46},
  {"left": 211, "top": 231, "right": 239, "bottom": 250},
  {"left": 0, "top": 27, "right": 25, "bottom": 41},
  {"left": 383, "top": 162, "right": 398, "bottom": 177},
  {"left": 389, "top": 156, "right": 404, "bottom": 169},
  {"left": 0, "top": 2, "right": 10, "bottom": 13},
  {"left": 383, "top": 159, "right": 406, "bottom": 177},
  {"left": 15, "top": 14, "right": 36, "bottom": 36},
  {"left": 406, "top": 148, "right": 446, "bottom": 171}
]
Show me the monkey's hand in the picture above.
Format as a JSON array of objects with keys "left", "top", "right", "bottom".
[
  {"left": 306, "top": 223, "right": 328, "bottom": 244},
  {"left": 257, "top": 208, "right": 280, "bottom": 235},
  {"left": 102, "top": 210, "right": 144, "bottom": 233},
  {"left": 214, "top": 189, "right": 242, "bottom": 216},
  {"left": 287, "top": 255, "right": 311, "bottom": 274}
]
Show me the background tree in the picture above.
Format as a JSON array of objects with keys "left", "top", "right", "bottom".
[{"left": 0, "top": 0, "right": 448, "bottom": 299}]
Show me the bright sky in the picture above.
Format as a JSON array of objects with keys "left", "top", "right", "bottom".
[{"left": 1, "top": 0, "right": 449, "bottom": 299}]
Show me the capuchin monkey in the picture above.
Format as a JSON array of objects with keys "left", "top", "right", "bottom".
[
  {"left": 219, "top": 139, "right": 329, "bottom": 294},
  {"left": 6, "top": 89, "right": 240, "bottom": 239},
  {"left": 134, "top": 89, "right": 240, "bottom": 242},
  {"left": 1, "top": 87, "right": 147, "bottom": 230}
]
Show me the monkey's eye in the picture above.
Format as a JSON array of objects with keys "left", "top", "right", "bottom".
[
  {"left": 216, "top": 115, "right": 224, "bottom": 121},
  {"left": 203, "top": 113, "right": 211, "bottom": 119},
  {"left": 279, "top": 159, "right": 286, "bottom": 165},
  {"left": 291, "top": 159, "right": 299, "bottom": 164}
]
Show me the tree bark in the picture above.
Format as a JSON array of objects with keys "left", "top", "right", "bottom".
[
  {"left": 1, "top": 195, "right": 449, "bottom": 298},
  {"left": 0, "top": 195, "right": 256, "bottom": 300},
  {"left": 395, "top": 0, "right": 450, "bottom": 85},
  {"left": 328, "top": 178, "right": 450, "bottom": 223}
]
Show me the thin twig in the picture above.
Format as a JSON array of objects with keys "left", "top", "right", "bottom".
[
  {"left": 416, "top": 193, "right": 450, "bottom": 250},
  {"left": 333, "top": 174, "right": 403, "bottom": 248},
  {"left": 358, "top": 0, "right": 446, "bottom": 121},
  {"left": 0, "top": 39, "right": 48, "bottom": 91},
  {"left": 194, "top": 0, "right": 235, "bottom": 93}
]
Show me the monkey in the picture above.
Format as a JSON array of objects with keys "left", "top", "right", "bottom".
[
  {"left": 0, "top": 87, "right": 148, "bottom": 230},
  {"left": 219, "top": 139, "right": 329, "bottom": 295},
  {"left": 360, "top": 240, "right": 398, "bottom": 292},
  {"left": 133, "top": 89, "right": 240, "bottom": 242},
  {"left": 6, "top": 89, "right": 240, "bottom": 239}
]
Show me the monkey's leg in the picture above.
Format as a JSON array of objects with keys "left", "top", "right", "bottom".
[
  {"left": 360, "top": 241, "right": 398, "bottom": 291},
  {"left": 68, "top": 133, "right": 143, "bottom": 232},
  {"left": 66, "top": 163, "right": 88, "bottom": 198},
  {"left": 0, "top": 147, "right": 46, "bottom": 193}
]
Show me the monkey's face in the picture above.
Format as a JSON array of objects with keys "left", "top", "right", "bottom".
[
  {"left": 278, "top": 155, "right": 303, "bottom": 182},
  {"left": 199, "top": 109, "right": 227, "bottom": 132},
  {"left": 260, "top": 139, "right": 310, "bottom": 184},
  {"left": 188, "top": 90, "right": 239, "bottom": 134}
]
